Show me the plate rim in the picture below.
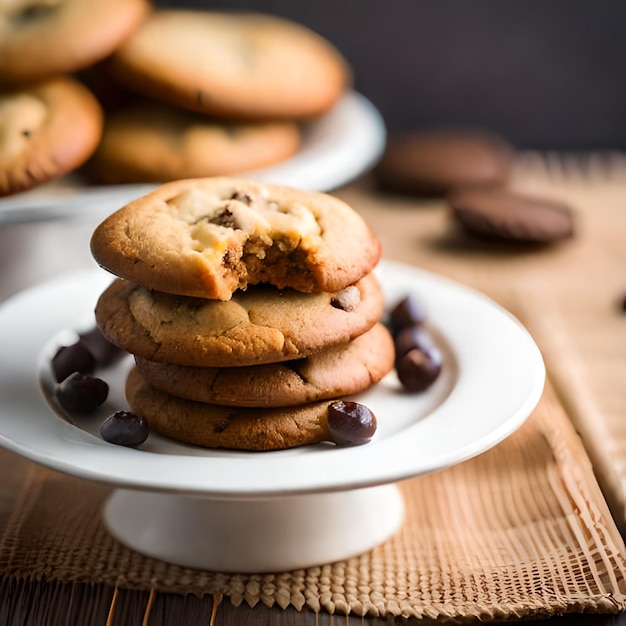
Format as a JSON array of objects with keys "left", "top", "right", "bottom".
[{"left": 0, "top": 260, "right": 545, "bottom": 497}]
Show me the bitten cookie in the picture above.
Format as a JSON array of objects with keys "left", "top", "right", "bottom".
[
  {"left": 0, "top": 78, "right": 103, "bottom": 196},
  {"left": 134, "top": 322, "right": 394, "bottom": 407},
  {"left": 106, "top": 9, "right": 349, "bottom": 121},
  {"left": 0, "top": 0, "right": 149, "bottom": 86},
  {"left": 375, "top": 128, "right": 514, "bottom": 196},
  {"left": 126, "top": 367, "right": 333, "bottom": 451},
  {"left": 90, "top": 177, "right": 381, "bottom": 300},
  {"left": 95, "top": 274, "right": 385, "bottom": 367},
  {"left": 87, "top": 100, "right": 301, "bottom": 184}
]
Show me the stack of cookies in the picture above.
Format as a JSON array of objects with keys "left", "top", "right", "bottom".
[{"left": 91, "top": 177, "right": 393, "bottom": 451}]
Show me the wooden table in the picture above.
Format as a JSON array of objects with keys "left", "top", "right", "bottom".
[{"left": 0, "top": 160, "right": 625, "bottom": 624}]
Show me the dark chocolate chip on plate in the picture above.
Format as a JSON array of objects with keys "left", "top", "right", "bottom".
[
  {"left": 449, "top": 188, "right": 574, "bottom": 243},
  {"left": 327, "top": 400, "right": 377, "bottom": 446},
  {"left": 394, "top": 325, "right": 437, "bottom": 362},
  {"left": 79, "top": 326, "right": 124, "bottom": 366},
  {"left": 100, "top": 410, "right": 149, "bottom": 447},
  {"left": 51, "top": 342, "right": 95, "bottom": 382},
  {"left": 396, "top": 347, "right": 442, "bottom": 392},
  {"left": 389, "top": 294, "right": 426, "bottom": 334},
  {"left": 55, "top": 372, "right": 109, "bottom": 413}
]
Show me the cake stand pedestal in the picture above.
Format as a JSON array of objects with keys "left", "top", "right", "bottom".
[{"left": 103, "top": 483, "right": 404, "bottom": 573}]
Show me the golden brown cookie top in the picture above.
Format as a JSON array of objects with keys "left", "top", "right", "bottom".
[
  {"left": 0, "top": 0, "right": 150, "bottom": 86},
  {"left": 91, "top": 177, "right": 381, "bottom": 300},
  {"left": 107, "top": 9, "right": 350, "bottom": 120},
  {"left": 0, "top": 78, "right": 103, "bottom": 196}
]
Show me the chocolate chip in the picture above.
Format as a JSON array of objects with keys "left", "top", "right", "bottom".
[
  {"left": 55, "top": 372, "right": 108, "bottom": 413},
  {"left": 450, "top": 189, "right": 574, "bottom": 243},
  {"left": 331, "top": 286, "right": 361, "bottom": 311},
  {"left": 209, "top": 208, "right": 238, "bottom": 228},
  {"left": 51, "top": 342, "right": 95, "bottom": 383},
  {"left": 78, "top": 327, "right": 123, "bottom": 366},
  {"left": 389, "top": 295, "right": 426, "bottom": 334},
  {"left": 394, "top": 325, "right": 437, "bottom": 361},
  {"left": 100, "top": 410, "right": 149, "bottom": 447},
  {"left": 327, "top": 400, "right": 377, "bottom": 446},
  {"left": 396, "top": 348, "right": 442, "bottom": 392},
  {"left": 230, "top": 191, "right": 253, "bottom": 204},
  {"left": 213, "top": 417, "right": 231, "bottom": 433}
]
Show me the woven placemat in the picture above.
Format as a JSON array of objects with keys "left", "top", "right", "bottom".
[
  {"left": 1, "top": 382, "right": 624, "bottom": 621},
  {"left": 2, "top": 153, "right": 626, "bottom": 622}
]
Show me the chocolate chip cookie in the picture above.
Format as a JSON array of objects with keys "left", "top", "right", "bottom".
[
  {"left": 449, "top": 188, "right": 575, "bottom": 243},
  {"left": 95, "top": 273, "right": 385, "bottom": 367},
  {"left": 107, "top": 9, "right": 349, "bottom": 121},
  {"left": 126, "top": 367, "right": 336, "bottom": 451},
  {"left": 87, "top": 100, "right": 302, "bottom": 184},
  {"left": 90, "top": 177, "right": 381, "bottom": 300},
  {"left": 0, "top": 77, "right": 103, "bottom": 196},
  {"left": 134, "top": 322, "right": 394, "bottom": 407},
  {"left": 0, "top": 0, "right": 149, "bottom": 86}
]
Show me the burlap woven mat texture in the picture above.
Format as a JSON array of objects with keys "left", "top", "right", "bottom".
[{"left": 1, "top": 153, "right": 625, "bottom": 622}]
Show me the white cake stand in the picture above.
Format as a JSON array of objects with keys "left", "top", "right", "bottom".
[{"left": 0, "top": 261, "right": 545, "bottom": 573}]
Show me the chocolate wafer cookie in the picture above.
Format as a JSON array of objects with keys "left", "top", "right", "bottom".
[{"left": 450, "top": 188, "right": 574, "bottom": 243}]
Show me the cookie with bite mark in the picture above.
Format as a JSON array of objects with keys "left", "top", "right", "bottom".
[
  {"left": 0, "top": 77, "right": 103, "bottom": 196},
  {"left": 90, "top": 177, "right": 381, "bottom": 300},
  {"left": 134, "top": 322, "right": 394, "bottom": 407},
  {"left": 95, "top": 274, "right": 384, "bottom": 368}
]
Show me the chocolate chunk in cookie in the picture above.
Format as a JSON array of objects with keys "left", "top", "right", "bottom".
[{"left": 449, "top": 188, "right": 574, "bottom": 243}]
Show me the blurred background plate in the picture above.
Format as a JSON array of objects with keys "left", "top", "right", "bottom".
[{"left": 0, "top": 90, "right": 386, "bottom": 225}]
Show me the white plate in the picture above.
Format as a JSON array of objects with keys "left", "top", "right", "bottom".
[
  {"left": 0, "top": 260, "right": 545, "bottom": 498},
  {"left": 0, "top": 91, "right": 386, "bottom": 224}
]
